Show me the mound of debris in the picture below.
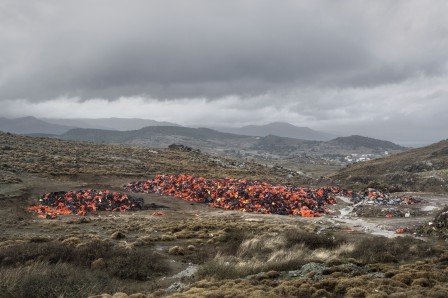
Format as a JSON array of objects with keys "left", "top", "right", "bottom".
[
  {"left": 352, "top": 206, "right": 419, "bottom": 218},
  {"left": 417, "top": 206, "right": 448, "bottom": 238},
  {"left": 350, "top": 188, "right": 421, "bottom": 206},
  {"left": 28, "top": 190, "right": 144, "bottom": 219},
  {"left": 126, "top": 174, "right": 342, "bottom": 217}
]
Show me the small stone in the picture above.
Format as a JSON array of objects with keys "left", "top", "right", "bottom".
[{"left": 166, "top": 282, "right": 186, "bottom": 293}]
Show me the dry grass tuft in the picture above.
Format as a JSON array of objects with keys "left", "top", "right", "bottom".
[
  {"left": 168, "top": 246, "right": 185, "bottom": 255},
  {"left": 348, "top": 236, "right": 438, "bottom": 264},
  {"left": 197, "top": 230, "right": 356, "bottom": 279},
  {"left": 0, "top": 261, "right": 116, "bottom": 297}
]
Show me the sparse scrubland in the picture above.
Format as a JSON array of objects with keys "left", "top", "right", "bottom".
[
  {"left": 1, "top": 217, "right": 447, "bottom": 297},
  {"left": 1, "top": 132, "right": 448, "bottom": 297}
]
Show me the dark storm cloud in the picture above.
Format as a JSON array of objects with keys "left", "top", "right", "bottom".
[
  {"left": 2, "top": 0, "right": 448, "bottom": 145},
  {"left": 2, "top": 0, "right": 447, "bottom": 101}
]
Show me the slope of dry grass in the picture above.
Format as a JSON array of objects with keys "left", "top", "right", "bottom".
[
  {"left": 0, "top": 132, "right": 309, "bottom": 185},
  {"left": 334, "top": 139, "right": 448, "bottom": 193}
]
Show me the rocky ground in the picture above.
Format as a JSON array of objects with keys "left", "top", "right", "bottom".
[{"left": 1, "top": 132, "right": 448, "bottom": 297}]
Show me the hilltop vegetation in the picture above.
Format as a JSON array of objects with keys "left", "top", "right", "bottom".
[
  {"left": 328, "top": 135, "right": 406, "bottom": 151},
  {"left": 0, "top": 132, "right": 306, "bottom": 188}
]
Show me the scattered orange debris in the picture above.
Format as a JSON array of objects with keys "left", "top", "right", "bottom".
[
  {"left": 126, "top": 174, "right": 342, "bottom": 217},
  {"left": 28, "top": 190, "right": 144, "bottom": 219},
  {"left": 152, "top": 211, "right": 165, "bottom": 217}
]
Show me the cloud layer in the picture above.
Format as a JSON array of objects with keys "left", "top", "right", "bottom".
[{"left": 1, "top": 0, "right": 448, "bottom": 145}]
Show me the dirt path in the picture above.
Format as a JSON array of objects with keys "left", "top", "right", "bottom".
[{"left": 324, "top": 193, "right": 448, "bottom": 238}]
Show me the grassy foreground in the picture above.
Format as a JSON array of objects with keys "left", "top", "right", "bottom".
[{"left": 1, "top": 213, "right": 447, "bottom": 297}]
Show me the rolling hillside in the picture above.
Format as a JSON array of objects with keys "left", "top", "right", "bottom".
[
  {"left": 0, "top": 131, "right": 305, "bottom": 185},
  {"left": 60, "top": 126, "right": 406, "bottom": 163},
  {"left": 43, "top": 117, "right": 180, "bottom": 131},
  {"left": 62, "top": 126, "right": 249, "bottom": 142},
  {"left": 327, "top": 135, "right": 406, "bottom": 151},
  {"left": 216, "top": 122, "right": 334, "bottom": 141},
  {"left": 334, "top": 139, "right": 448, "bottom": 193},
  {"left": 0, "top": 116, "right": 74, "bottom": 135}
]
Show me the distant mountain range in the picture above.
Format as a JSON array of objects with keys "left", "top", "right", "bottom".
[
  {"left": 42, "top": 117, "right": 180, "bottom": 131},
  {"left": 0, "top": 117, "right": 406, "bottom": 162},
  {"left": 215, "top": 122, "right": 334, "bottom": 141},
  {"left": 62, "top": 126, "right": 247, "bottom": 144},
  {"left": 59, "top": 125, "right": 406, "bottom": 161},
  {"left": 0, "top": 116, "right": 180, "bottom": 135},
  {"left": 0, "top": 117, "right": 334, "bottom": 142},
  {"left": 0, "top": 116, "right": 74, "bottom": 135}
]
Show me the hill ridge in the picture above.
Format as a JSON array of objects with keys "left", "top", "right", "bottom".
[
  {"left": 60, "top": 126, "right": 405, "bottom": 162},
  {"left": 214, "top": 122, "right": 334, "bottom": 141},
  {"left": 0, "top": 116, "right": 74, "bottom": 135},
  {"left": 334, "top": 139, "right": 448, "bottom": 193}
]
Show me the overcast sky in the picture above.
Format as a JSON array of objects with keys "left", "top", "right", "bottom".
[{"left": 1, "top": 0, "right": 447, "bottom": 145}]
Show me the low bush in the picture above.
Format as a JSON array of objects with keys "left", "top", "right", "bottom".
[
  {"left": 0, "top": 261, "right": 115, "bottom": 298},
  {"left": 187, "top": 244, "right": 216, "bottom": 264},
  {"left": 196, "top": 257, "right": 250, "bottom": 280},
  {"left": 106, "top": 249, "right": 168, "bottom": 281},
  {"left": 0, "top": 239, "right": 168, "bottom": 282},
  {"left": 0, "top": 241, "right": 73, "bottom": 265},
  {"left": 72, "top": 239, "right": 116, "bottom": 266},
  {"left": 197, "top": 229, "right": 354, "bottom": 279},
  {"left": 348, "top": 236, "right": 438, "bottom": 264},
  {"left": 215, "top": 228, "right": 248, "bottom": 255},
  {"left": 284, "top": 229, "right": 346, "bottom": 250}
]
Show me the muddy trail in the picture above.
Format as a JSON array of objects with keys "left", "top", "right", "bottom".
[{"left": 325, "top": 194, "right": 448, "bottom": 239}]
